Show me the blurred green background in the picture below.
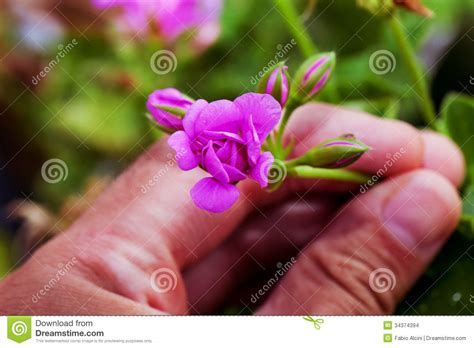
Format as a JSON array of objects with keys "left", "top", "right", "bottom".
[{"left": 0, "top": 0, "right": 473, "bottom": 314}]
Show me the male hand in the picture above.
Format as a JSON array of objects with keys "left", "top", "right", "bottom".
[{"left": 0, "top": 103, "right": 464, "bottom": 315}]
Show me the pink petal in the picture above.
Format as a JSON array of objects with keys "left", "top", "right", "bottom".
[
  {"left": 202, "top": 130, "right": 244, "bottom": 143},
  {"left": 243, "top": 113, "right": 261, "bottom": 166},
  {"left": 167, "top": 131, "right": 200, "bottom": 170},
  {"left": 234, "top": 93, "right": 281, "bottom": 142},
  {"left": 203, "top": 141, "right": 229, "bottom": 183},
  {"left": 183, "top": 99, "right": 209, "bottom": 139},
  {"left": 216, "top": 141, "right": 233, "bottom": 162},
  {"left": 190, "top": 177, "right": 240, "bottom": 213},
  {"left": 249, "top": 151, "right": 274, "bottom": 187},
  {"left": 192, "top": 100, "right": 243, "bottom": 136},
  {"left": 146, "top": 88, "right": 191, "bottom": 130},
  {"left": 222, "top": 164, "right": 246, "bottom": 182}
]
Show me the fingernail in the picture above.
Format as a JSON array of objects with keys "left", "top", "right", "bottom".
[{"left": 382, "top": 172, "right": 458, "bottom": 250}]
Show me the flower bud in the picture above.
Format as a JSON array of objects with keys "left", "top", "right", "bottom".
[
  {"left": 294, "top": 52, "right": 335, "bottom": 101},
  {"left": 294, "top": 135, "right": 369, "bottom": 169},
  {"left": 146, "top": 88, "right": 194, "bottom": 130},
  {"left": 257, "top": 64, "right": 290, "bottom": 107}
]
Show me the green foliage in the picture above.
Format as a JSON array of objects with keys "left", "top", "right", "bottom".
[
  {"left": 443, "top": 93, "right": 474, "bottom": 181},
  {"left": 396, "top": 232, "right": 474, "bottom": 315}
]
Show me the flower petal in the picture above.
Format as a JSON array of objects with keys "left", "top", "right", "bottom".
[
  {"left": 222, "top": 164, "right": 246, "bottom": 182},
  {"left": 146, "top": 88, "right": 192, "bottom": 130},
  {"left": 243, "top": 113, "right": 261, "bottom": 166},
  {"left": 249, "top": 151, "right": 274, "bottom": 187},
  {"left": 203, "top": 141, "right": 229, "bottom": 183},
  {"left": 190, "top": 177, "right": 240, "bottom": 213},
  {"left": 148, "top": 88, "right": 192, "bottom": 108},
  {"left": 192, "top": 100, "right": 243, "bottom": 135},
  {"left": 216, "top": 141, "right": 233, "bottom": 162},
  {"left": 234, "top": 93, "right": 281, "bottom": 142},
  {"left": 203, "top": 130, "right": 244, "bottom": 143},
  {"left": 183, "top": 99, "right": 209, "bottom": 139},
  {"left": 167, "top": 131, "right": 199, "bottom": 170}
]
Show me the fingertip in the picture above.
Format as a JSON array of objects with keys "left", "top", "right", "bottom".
[
  {"left": 358, "top": 118, "right": 423, "bottom": 175},
  {"left": 379, "top": 169, "right": 462, "bottom": 249},
  {"left": 286, "top": 103, "right": 424, "bottom": 176},
  {"left": 421, "top": 130, "right": 466, "bottom": 188}
]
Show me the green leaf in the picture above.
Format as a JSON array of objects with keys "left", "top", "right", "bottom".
[
  {"left": 463, "top": 186, "right": 474, "bottom": 216},
  {"left": 396, "top": 232, "right": 474, "bottom": 315},
  {"left": 458, "top": 215, "right": 474, "bottom": 239},
  {"left": 458, "top": 185, "right": 474, "bottom": 239},
  {"left": 442, "top": 93, "right": 474, "bottom": 181}
]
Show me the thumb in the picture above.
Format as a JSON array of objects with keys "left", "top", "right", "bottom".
[{"left": 257, "top": 169, "right": 462, "bottom": 314}]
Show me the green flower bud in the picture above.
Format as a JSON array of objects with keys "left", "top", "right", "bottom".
[
  {"left": 257, "top": 63, "right": 290, "bottom": 107},
  {"left": 293, "top": 52, "right": 335, "bottom": 101},
  {"left": 289, "top": 135, "right": 370, "bottom": 169}
]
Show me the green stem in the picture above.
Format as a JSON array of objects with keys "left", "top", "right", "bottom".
[
  {"left": 276, "top": 99, "right": 298, "bottom": 143},
  {"left": 274, "top": 99, "right": 299, "bottom": 159},
  {"left": 289, "top": 165, "right": 370, "bottom": 184},
  {"left": 274, "top": 0, "right": 339, "bottom": 103},
  {"left": 388, "top": 12, "right": 436, "bottom": 125},
  {"left": 285, "top": 155, "right": 308, "bottom": 168},
  {"left": 274, "top": 0, "right": 318, "bottom": 57}
]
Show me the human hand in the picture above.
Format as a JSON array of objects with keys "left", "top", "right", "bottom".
[{"left": 0, "top": 103, "right": 464, "bottom": 315}]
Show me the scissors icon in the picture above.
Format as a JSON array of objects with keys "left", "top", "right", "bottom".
[{"left": 303, "top": 316, "right": 324, "bottom": 330}]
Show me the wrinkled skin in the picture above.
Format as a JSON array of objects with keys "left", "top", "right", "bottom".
[{"left": 0, "top": 103, "right": 464, "bottom": 315}]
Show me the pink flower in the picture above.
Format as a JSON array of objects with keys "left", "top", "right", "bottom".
[
  {"left": 146, "top": 88, "right": 194, "bottom": 130},
  {"left": 92, "top": 0, "right": 151, "bottom": 36},
  {"left": 92, "top": 0, "right": 222, "bottom": 41},
  {"left": 156, "top": 0, "right": 222, "bottom": 41},
  {"left": 168, "top": 93, "right": 282, "bottom": 212}
]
